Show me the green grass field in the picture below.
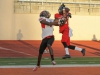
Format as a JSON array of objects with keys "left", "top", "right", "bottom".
[{"left": 0, "top": 57, "right": 100, "bottom": 66}]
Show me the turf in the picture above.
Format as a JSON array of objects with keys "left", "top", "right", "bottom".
[{"left": 0, "top": 57, "right": 100, "bottom": 65}]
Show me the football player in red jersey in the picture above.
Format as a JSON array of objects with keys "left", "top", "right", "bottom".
[{"left": 54, "top": 3, "right": 86, "bottom": 59}]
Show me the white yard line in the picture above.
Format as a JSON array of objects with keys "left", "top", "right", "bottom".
[
  {"left": 0, "top": 47, "right": 33, "bottom": 56},
  {"left": 1, "top": 64, "right": 100, "bottom": 68}
]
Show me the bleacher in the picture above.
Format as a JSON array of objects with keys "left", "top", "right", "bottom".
[{"left": 14, "top": 0, "right": 100, "bottom": 15}]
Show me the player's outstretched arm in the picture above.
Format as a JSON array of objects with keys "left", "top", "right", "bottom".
[
  {"left": 40, "top": 19, "right": 59, "bottom": 26},
  {"left": 54, "top": 18, "right": 66, "bottom": 26},
  {"left": 53, "top": 19, "right": 59, "bottom": 26}
]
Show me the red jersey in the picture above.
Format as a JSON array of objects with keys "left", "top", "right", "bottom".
[
  {"left": 54, "top": 13, "right": 70, "bottom": 46},
  {"left": 54, "top": 13, "right": 69, "bottom": 33}
]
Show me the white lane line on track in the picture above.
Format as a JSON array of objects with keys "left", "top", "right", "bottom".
[
  {"left": 1, "top": 64, "right": 100, "bottom": 68},
  {"left": 0, "top": 47, "right": 32, "bottom": 56}
]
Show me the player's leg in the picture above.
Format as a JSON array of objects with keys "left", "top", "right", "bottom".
[
  {"left": 68, "top": 45, "right": 86, "bottom": 56},
  {"left": 33, "top": 39, "right": 47, "bottom": 71},
  {"left": 62, "top": 42, "right": 71, "bottom": 59},
  {"left": 47, "top": 36, "right": 56, "bottom": 65},
  {"left": 61, "top": 31, "right": 71, "bottom": 59}
]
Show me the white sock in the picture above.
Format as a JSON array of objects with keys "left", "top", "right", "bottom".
[
  {"left": 65, "top": 48, "right": 69, "bottom": 55},
  {"left": 75, "top": 46, "right": 82, "bottom": 51}
]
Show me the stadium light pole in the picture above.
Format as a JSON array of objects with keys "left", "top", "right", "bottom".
[
  {"left": 30, "top": 0, "right": 31, "bottom": 13},
  {"left": 89, "top": 0, "right": 91, "bottom": 15},
  {"left": 42, "top": 0, "right": 43, "bottom": 5}
]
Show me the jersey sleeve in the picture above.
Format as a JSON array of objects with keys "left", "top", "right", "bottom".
[
  {"left": 54, "top": 13, "right": 60, "bottom": 19},
  {"left": 39, "top": 17, "right": 46, "bottom": 22},
  {"left": 49, "top": 19, "right": 54, "bottom": 22}
]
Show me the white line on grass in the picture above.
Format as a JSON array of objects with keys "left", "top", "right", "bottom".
[
  {"left": 1, "top": 64, "right": 100, "bottom": 68},
  {"left": 88, "top": 62, "right": 96, "bottom": 64},
  {"left": 69, "top": 62, "right": 77, "bottom": 64},
  {"left": 8, "top": 63, "right": 16, "bottom": 65},
  {"left": 29, "top": 63, "right": 36, "bottom": 65}
]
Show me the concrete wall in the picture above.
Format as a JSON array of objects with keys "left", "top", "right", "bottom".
[
  {"left": 0, "top": 0, "right": 100, "bottom": 40},
  {"left": 0, "top": 0, "right": 14, "bottom": 40}
]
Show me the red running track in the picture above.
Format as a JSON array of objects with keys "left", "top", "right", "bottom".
[
  {"left": 0, "top": 40, "right": 100, "bottom": 58},
  {"left": 0, "top": 67, "right": 100, "bottom": 75}
]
